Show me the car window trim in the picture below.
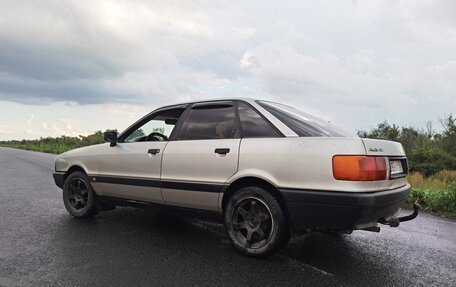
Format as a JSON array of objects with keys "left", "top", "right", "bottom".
[
  {"left": 168, "top": 105, "right": 191, "bottom": 141},
  {"left": 233, "top": 101, "right": 243, "bottom": 137},
  {"left": 191, "top": 101, "right": 234, "bottom": 109}
]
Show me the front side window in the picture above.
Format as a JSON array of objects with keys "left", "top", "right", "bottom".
[
  {"left": 178, "top": 103, "right": 237, "bottom": 140},
  {"left": 257, "top": 101, "right": 350, "bottom": 137},
  {"left": 237, "top": 101, "right": 281, "bottom": 138},
  {"left": 123, "top": 108, "right": 185, "bottom": 142}
]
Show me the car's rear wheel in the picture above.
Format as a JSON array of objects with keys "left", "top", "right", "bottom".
[
  {"left": 63, "top": 171, "right": 97, "bottom": 218},
  {"left": 224, "top": 186, "right": 290, "bottom": 257}
]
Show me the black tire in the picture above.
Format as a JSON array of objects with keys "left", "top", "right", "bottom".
[
  {"left": 63, "top": 171, "right": 97, "bottom": 218},
  {"left": 224, "top": 186, "right": 290, "bottom": 257}
]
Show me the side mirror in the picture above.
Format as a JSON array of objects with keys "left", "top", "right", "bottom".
[{"left": 104, "top": 130, "right": 118, "bottom": 147}]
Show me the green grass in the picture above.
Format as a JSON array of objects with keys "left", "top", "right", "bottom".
[
  {"left": 406, "top": 187, "right": 456, "bottom": 219},
  {"left": 407, "top": 170, "right": 456, "bottom": 190},
  {"left": 0, "top": 131, "right": 105, "bottom": 154},
  {"left": 0, "top": 142, "right": 78, "bottom": 154},
  {"left": 406, "top": 171, "right": 456, "bottom": 219}
]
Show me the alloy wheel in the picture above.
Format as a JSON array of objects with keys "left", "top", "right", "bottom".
[
  {"left": 66, "top": 178, "right": 89, "bottom": 211},
  {"left": 231, "top": 197, "right": 274, "bottom": 249}
]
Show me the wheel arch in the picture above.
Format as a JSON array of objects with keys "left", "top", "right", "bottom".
[
  {"left": 64, "top": 165, "right": 87, "bottom": 182},
  {"left": 221, "top": 177, "right": 291, "bottom": 228}
]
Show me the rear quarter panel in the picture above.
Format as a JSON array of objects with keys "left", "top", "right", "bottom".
[{"left": 231, "top": 137, "right": 407, "bottom": 192}]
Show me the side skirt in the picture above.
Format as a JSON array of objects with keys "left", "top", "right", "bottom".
[{"left": 97, "top": 195, "right": 224, "bottom": 223}]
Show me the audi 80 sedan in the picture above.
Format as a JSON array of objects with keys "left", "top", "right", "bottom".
[{"left": 53, "top": 98, "right": 418, "bottom": 257}]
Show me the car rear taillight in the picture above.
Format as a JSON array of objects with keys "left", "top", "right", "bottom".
[{"left": 332, "top": 155, "right": 387, "bottom": 181}]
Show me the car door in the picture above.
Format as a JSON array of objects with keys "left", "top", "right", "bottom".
[
  {"left": 91, "top": 106, "right": 186, "bottom": 204},
  {"left": 160, "top": 101, "right": 241, "bottom": 212}
]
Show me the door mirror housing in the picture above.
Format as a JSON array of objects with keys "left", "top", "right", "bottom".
[{"left": 104, "top": 130, "right": 118, "bottom": 147}]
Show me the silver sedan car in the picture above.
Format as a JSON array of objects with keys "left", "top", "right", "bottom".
[{"left": 53, "top": 98, "right": 418, "bottom": 257}]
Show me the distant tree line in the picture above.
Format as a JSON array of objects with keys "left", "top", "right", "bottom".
[
  {"left": 0, "top": 131, "right": 106, "bottom": 154},
  {"left": 358, "top": 115, "right": 456, "bottom": 176}
]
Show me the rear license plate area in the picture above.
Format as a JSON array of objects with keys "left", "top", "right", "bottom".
[{"left": 389, "top": 158, "right": 408, "bottom": 179}]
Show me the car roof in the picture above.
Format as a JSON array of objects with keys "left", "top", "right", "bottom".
[{"left": 155, "top": 97, "right": 258, "bottom": 110}]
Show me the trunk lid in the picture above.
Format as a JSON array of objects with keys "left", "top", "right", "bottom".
[{"left": 362, "top": 138, "right": 406, "bottom": 157}]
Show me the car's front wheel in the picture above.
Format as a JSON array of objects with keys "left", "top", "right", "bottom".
[
  {"left": 224, "top": 186, "right": 290, "bottom": 257},
  {"left": 63, "top": 171, "right": 97, "bottom": 218}
]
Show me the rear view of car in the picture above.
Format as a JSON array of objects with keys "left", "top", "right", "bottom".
[
  {"left": 247, "top": 101, "right": 416, "bottom": 231},
  {"left": 223, "top": 101, "right": 418, "bottom": 256}
]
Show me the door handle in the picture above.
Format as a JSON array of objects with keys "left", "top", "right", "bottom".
[
  {"left": 148, "top": 149, "right": 160, "bottom": 155},
  {"left": 214, "top": 148, "right": 230, "bottom": 155}
]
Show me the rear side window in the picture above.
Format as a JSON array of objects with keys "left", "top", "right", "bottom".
[
  {"left": 257, "top": 101, "right": 350, "bottom": 137},
  {"left": 178, "top": 103, "right": 237, "bottom": 140},
  {"left": 237, "top": 102, "right": 281, "bottom": 138}
]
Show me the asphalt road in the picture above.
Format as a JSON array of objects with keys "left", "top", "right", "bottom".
[{"left": 1, "top": 147, "right": 455, "bottom": 286}]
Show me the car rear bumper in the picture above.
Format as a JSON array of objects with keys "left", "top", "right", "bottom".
[
  {"left": 280, "top": 184, "right": 411, "bottom": 232},
  {"left": 53, "top": 172, "right": 65, "bottom": 189}
]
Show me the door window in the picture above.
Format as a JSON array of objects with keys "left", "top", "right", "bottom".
[
  {"left": 122, "top": 108, "right": 185, "bottom": 142},
  {"left": 177, "top": 103, "right": 237, "bottom": 140},
  {"left": 237, "top": 101, "right": 281, "bottom": 138}
]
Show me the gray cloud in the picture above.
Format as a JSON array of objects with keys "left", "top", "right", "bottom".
[
  {"left": 0, "top": 0, "right": 245, "bottom": 104},
  {"left": 0, "top": 0, "right": 455, "bottom": 132}
]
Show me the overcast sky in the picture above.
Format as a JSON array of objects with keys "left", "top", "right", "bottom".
[{"left": 0, "top": 0, "right": 455, "bottom": 140}]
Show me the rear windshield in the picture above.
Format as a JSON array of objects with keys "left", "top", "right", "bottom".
[{"left": 256, "top": 100, "right": 350, "bottom": 137}]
